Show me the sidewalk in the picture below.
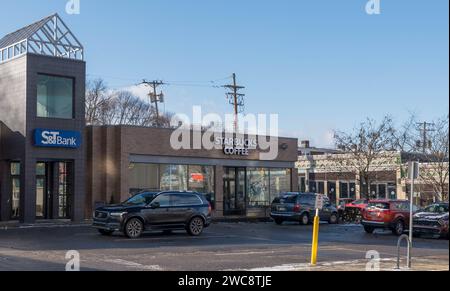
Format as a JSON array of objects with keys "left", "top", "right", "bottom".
[
  {"left": 302, "top": 256, "right": 449, "bottom": 271},
  {"left": 0, "top": 219, "right": 92, "bottom": 230}
]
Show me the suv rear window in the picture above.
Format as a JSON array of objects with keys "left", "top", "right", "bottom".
[
  {"left": 367, "top": 202, "right": 390, "bottom": 210},
  {"left": 299, "top": 194, "right": 315, "bottom": 205},
  {"left": 273, "top": 194, "right": 298, "bottom": 204}
]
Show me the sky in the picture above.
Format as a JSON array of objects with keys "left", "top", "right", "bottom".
[{"left": 0, "top": 0, "right": 448, "bottom": 147}]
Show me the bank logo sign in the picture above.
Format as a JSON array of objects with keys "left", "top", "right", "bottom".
[{"left": 34, "top": 129, "right": 81, "bottom": 149}]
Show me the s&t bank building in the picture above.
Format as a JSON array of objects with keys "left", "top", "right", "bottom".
[{"left": 0, "top": 14, "right": 86, "bottom": 223}]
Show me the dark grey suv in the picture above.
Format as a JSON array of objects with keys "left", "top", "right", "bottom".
[
  {"left": 270, "top": 192, "right": 339, "bottom": 225},
  {"left": 93, "top": 191, "right": 212, "bottom": 238}
]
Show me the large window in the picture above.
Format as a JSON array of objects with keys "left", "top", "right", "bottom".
[
  {"left": 10, "top": 162, "right": 20, "bottom": 219},
  {"left": 188, "top": 165, "right": 215, "bottom": 205},
  {"left": 160, "top": 165, "right": 188, "bottom": 191},
  {"left": 269, "top": 169, "right": 291, "bottom": 202},
  {"left": 37, "top": 74, "right": 74, "bottom": 119},
  {"left": 128, "top": 163, "right": 215, "bottom": 205},
  {"left": 129, "top": 163, "right": 159, "bottom": 192},
  {"left": 247, "top": 168, "right": 270, "bottom": 207}
]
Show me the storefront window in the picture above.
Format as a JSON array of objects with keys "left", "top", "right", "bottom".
[
  {"left": 129, "top": 163, "right": 159, "bottom": 193},
  {"left": 349, "top": 182, "right": 356, "bottom": 199},
  {"left": 317, "top": 182, "right": 325, "bottom": 194},
  {"left": 10, "top": 162, "right": 20, "bottom": 219},
  {"left": 340, "top": 182, "right": 349, "bottom": 198},
  {"left": 309, "top": 181, "right": 317, "bottom": 192},
  {"left": 388, "top": 183, "right": 397, "bottom": 200},
  {"left": 188, "top": 165, "right": 215, "bottom": 206},
  {"left": 378, "top": 184, "right": 387, "bottom": 199},
  {"left": 299, "top": 177, "right": 306, "bottom": 192},
  {"left": 37, "top": 74, "right": 74, "bottom": 119},
  {"left": 270, "top": 169, "right": 291, "bottom": 201},
  {"left": 247, "top": 168, "right": 270, "bottom": 207},
  {"left": 160, "top": 164, "right": 188, "bottom": 191}
]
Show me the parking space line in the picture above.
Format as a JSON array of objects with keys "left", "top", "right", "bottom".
[{"left": 102, "top": 258, "right": 163, "bottom": 270}]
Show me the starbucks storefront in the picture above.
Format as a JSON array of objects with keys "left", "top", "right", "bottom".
[{"left": 86, "top": 126, "right": 298, "bottom": 219}]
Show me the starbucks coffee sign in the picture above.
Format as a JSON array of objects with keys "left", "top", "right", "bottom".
[{"left": 215, "top": 137, "right": 257, "bottom": 156}]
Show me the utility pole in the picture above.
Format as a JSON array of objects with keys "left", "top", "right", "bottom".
[
  {"left": 141, "top": 80, "right": 165, "bottom": 126},
  {"left": 416, "top": 122, "right": 435, "bottom": 153},
  {"left": 222, "top": 73, "right": 245, "bottom": 131}
]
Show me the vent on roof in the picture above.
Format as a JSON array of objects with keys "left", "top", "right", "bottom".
[{"left": 0, "top": 13, "right": 83, "bottom": 63}]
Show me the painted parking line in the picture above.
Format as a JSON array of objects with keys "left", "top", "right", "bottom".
[{"left": 102, "top": 258, "right": 163, "bottom": 270}]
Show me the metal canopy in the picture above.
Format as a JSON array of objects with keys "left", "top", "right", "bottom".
[{"left": 0, "top": 13, "right": 84, "bottom": 63}]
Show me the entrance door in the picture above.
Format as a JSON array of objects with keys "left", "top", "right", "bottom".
[
  {"left": 36, "top": 162, "right": 73, "bottom": 219},
  {"left": 223, "top": 167, "right": 246, "bottom": 216},
  {"left": 36, "top": 162, "right": 50, "bottom": 219}
]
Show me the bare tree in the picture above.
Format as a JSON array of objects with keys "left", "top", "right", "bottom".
[
  {"left": 417, "top": 116, "right": 449, "bottom": 201},
  {"left": 85, "top": 78, "right": 109, "bottom": 125},
  {"left": 393, "top": 113, "right": 419, "bottom": 152},
  {"left": 334, "top": 116, "right": 397, "bottom": 199},
  {"left": 85, "top": 78, "right": 173, "bottom": 128}
]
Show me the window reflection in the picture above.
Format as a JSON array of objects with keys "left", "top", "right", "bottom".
[
  {"left": 247, "top": 168, "right": 269, "bottom": 207},
  {"left": 37, "top": 74, "right": 74, "bottom": 119}
]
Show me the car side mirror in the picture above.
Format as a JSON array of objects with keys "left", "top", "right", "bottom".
[{"left": 149, "top": 202, "right": 160, "bottom": 209}]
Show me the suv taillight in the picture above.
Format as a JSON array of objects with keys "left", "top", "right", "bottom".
[
  {"left": 293, "top": 204, "right": 301, "bottom": 212},
  {"left": 208, "top": 203, "right": 212, "bottom": 214}
]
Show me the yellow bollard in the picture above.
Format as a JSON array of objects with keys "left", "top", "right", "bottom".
[{"left": 310, "top": 209, "right": 320, "bottom": 265}]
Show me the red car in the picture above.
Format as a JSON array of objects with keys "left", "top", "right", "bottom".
[
  {"left": 345, "top": 199, "right": 369, "bottom": 210},
  {"left": 361, "top": 200, "right": 413, "bottom": 236},
  {"left": 339, "top": 199, "right": 368, "bottom": 222}
]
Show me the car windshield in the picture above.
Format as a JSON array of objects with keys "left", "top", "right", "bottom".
[
  {"left": 123, "top": 193, "right": 156, "bottom": 206},
  {"left": 423, "top": 204, "right": 449, "bottom": 213},
  {"left": 367, "top": 202, "right": 390, "bottom": 210}
]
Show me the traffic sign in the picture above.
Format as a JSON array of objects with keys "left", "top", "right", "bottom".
[{"left": 315, "top": 195, "right": 324, "bottom": 210}]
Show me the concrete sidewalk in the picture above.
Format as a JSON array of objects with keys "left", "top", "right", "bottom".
[
  {"left": 0, "top": 220, "right": 92, "bottom": 230},
  {"left": 247, "top": 256, "right": 449, "bottom": 271}
]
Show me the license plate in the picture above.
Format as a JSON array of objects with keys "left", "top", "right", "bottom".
[{"left": 278, "top": 207, "right": 286, "bottom": 211}]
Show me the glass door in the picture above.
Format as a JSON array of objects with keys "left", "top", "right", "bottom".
[
  {"left": 223, "top": 167, "right": 247, "bottom": 215},
  {"left": 58, "top": 162, "right": 73, "bottom": 219},
  {"left": 36, "top": 162, "right": 49, "bottom": 219}
]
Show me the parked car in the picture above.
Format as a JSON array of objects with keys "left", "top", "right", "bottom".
[
  {"left": 345, "top": 199, "right": 369, "bottom": 210},
  {"left": 337, "top": 198, "right": 354, "bottom": 218},
  {"left": 413, "top": 203, "right": 449, "bottom": 239},
  {"left": 270, "top": 193, "right": 339, "bottom": 225},
  {"left": 340, "top": 199, "right": 369, "bottom": 223},
  {"left": 361, "top": 200, "right": 413, "bottom": 236},
  {"left": 93, "top": 191, "right": 212, "bottom": 238}
]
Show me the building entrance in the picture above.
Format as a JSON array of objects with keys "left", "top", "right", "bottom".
[
  {"left": 36, "top": 162, "right": 73, "bottom": 219},
  {"left": 223, "top": 167, "right": 247, "bottom": 216}
]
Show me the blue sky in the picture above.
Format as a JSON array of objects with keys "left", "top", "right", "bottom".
[{"left": 1, "top": 0, "right": 448, "bottom": 147}]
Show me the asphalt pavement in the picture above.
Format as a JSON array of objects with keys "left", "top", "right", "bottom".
[{"left": 0, "top": 222, "right": 448, "bottom": 271}]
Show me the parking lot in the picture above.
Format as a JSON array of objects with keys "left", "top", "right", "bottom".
[{"left": 0, "top": 222, "right": 448, "bottom": 271}]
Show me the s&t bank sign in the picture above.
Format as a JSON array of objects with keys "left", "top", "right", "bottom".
[{"left": 34, "top": 129, "right": 82, "bottom": 149}]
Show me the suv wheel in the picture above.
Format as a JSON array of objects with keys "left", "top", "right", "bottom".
[
  {"left": 392, "top": 220, "right": 404, "bottom": 236},
  {"left": 125, "top": 218, "right": 144, "bottom": 239},
  {"left": 274, "top": 218, "right": 284, "bottom": 225},
  {"left": 364, "top": 226, "right": 375, "bottom": 234},
  {"left": 187, "top": 217, "right": 205, "bottom": 236},
  {"left": 329, "top": 213, "right": 338, "bottom": 224},
  {"left": 300, "top": 213, "right": 310, "bottom": 225},
  {"left": 98, "top": 229, "right": 114, "bottom": 236}
]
